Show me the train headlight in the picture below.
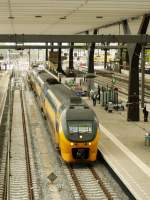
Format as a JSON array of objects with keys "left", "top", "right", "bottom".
[
  {"left": 89, "top": 142, "right": 91, "bottom": 146},
  {"left": 79, "top": 135, "right": 83, "bottom": 139},
  {"left": 70, "top": 142, "right": 74, "bottom": 146}
]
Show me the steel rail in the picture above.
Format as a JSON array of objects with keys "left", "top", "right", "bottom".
[
  {"left": 67, "top": 164, "right": 87, "bottom": 200},
  {"left": 67, "top": 163, "right": 115, "bottom": 200},
  {"left": 2, "top": 88, "right": 11, "bottom": 200},
  {"left": 20, "top": 90, "right": 34, "bottom": 200},
  {"left": 88, "top": 164, "right": 113, "bottom": 200}
]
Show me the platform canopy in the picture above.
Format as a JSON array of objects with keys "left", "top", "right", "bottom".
[{"left": 0, "top": 0, "right": 150, "bottom": 35}]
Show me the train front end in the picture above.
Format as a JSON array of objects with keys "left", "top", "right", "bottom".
[{"left": 59, "top": 105, "right": 100, "bottom": 162}]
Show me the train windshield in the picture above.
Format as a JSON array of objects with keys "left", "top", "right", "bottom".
[{"left": 68, "top": 121, "right": 93, "bottom": 134}]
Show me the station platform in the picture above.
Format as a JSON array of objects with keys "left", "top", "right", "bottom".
[
  {"left": 40, "top": 70, "right": 150, "bottom": 199},
  {"left": 84, "top": 98, "right": 150, "bottom": 200},
  {"left": 0, "top": 71, "right": 10, "bottom": 122}
]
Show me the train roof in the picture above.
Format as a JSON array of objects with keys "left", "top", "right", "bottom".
[
  {"left": 38, "top": 70, "right": 50, "bottom": 81},
  {"left": 32, "top": 69, "right": 88, "bottom": 110},
  {"left": 38, "top": 70, "right": 60, "bottom": 84},
  {"left": 66, "top": 107, "right": 95, "bottom": 121},
  {"left": 47, "top": 84, "right": 76, "bottom": 106},
  {"left": 32, "top": 69, "right": 60, "bottom": 86},
  {"left": 35, "top": 70, "right": 76, "bottom": 105}
]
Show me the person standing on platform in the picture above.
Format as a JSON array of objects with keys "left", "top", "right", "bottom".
[
  {"left": 97, "top": 85, "right": 101, "bottom": 104},
  {"left": 92, "top": 93, "right": 97, "bottom": 106},
  {"left": 90, "top": 89, "right": 94, "bottom": 100},
  {"left": 143, "top": 106, "right": 149, "bottom": 122}
]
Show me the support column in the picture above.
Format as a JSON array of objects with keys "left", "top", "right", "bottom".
[
  {"left": 123, "top": 15, "right": 150, "bottom": 121},
  {"left": 28, "top": 49, "right": 31, "bottom": 68},
  {"left": 104, "top": 49, "right": 107, "bottom": 69},
  {"left": 51, "top": 42, "right": 53, "bottom": 52},
  {"left": 87, "top": 29, "right": 97, "bottom": 73},
  {"left": 119, "top": 48, "right": 123, "bottom": 73},
  {"left": 122, "top": 20, "right": 130, "bottom": 67},
  {"left": 45, "top": 42, "right": 48, "bottom": 61},
  {"left": 125, "top": 49, "right": 129, "bottom": 66},
  {"left": 85, "top": 30, "right": 89, "bottom": 49},
  {"left": 38, "top": 49, "right": 40, "bottom": 61},
  {"left": 141, "top": 46, "right": 145, "bottom": 108},
  {"left": 86, "top": 29, "right": 97, "bottom": 96},
  {"left": 69, "top": 42, "right": 74, "bottom": 71},
  {"left": 57, "top": 42, "right": 62, "bottom": 73},
  {"left": 8, "top": 49, "right": 10, "bottom": 70}
]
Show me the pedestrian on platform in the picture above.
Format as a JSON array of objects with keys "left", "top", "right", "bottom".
[
  {"left": 90, "top": 89, "right": 94, "bottom": 100},
  {"left": 143, "top": 106, "right": 149, "bottom": 122},
  {"left": 92, "top": 94, "right": 97, "bottom": 106},
  {"left": 97, "top": 85, "right": 101, "bottom": 104}
]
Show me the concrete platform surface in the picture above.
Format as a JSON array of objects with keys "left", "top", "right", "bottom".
[
  {"left": 0, "top": 71, "right": 10, "bottom": 123},
  {"left": 85, "top": 98, "right": 150, "bottom": 200}
]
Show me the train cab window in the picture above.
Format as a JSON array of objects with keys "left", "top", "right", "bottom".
[{"left": 68, "top": 121, "right": 93, "bottom": 134}]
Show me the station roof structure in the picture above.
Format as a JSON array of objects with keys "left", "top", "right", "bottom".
[{"left": 0, "top": 0, "right": 150, "bottom": 35}]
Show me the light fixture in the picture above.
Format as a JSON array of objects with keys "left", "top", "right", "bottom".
[
  {"left": 96, "top": 16, "right": 103, "bottom": 19},
  {"left": 35, "top": 15, "right": 42, "bottom": 18},
  {"left": 59, "top": 16, "right": 67, "bottom": 20},
  {"left": 8, "top": 16, "right": 15, "bottom": 19}
]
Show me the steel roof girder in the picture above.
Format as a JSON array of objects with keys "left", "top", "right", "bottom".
[{"left": 0, "top": 34, "right": 150, "bottom": 43}]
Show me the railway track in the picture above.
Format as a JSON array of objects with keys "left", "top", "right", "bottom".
[
  {"left": 62, "top": 162, "right": 120, "bottom": 200},
  {"left": 64, "top": 67, "right": 150, "bottom": 103},
  {"left": 0, "top": 88, "right": 10, "bottom": 199},
  {"left": 2, "top": 76, "right": 37, "bottom": 200},
  {"left": 20, "top": 89, "right": 34, "bottom": 200},
  {"left": 95, "top": 74, "right": 150, "bottom": 103}
]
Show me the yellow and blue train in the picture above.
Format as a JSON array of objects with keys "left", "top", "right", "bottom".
[{"left": 29, "top": 69, "right": 100, "bottom": 162}]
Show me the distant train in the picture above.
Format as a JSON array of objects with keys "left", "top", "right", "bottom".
[{"left": 28, "top": 69, "right": 100, "bottom": 162}]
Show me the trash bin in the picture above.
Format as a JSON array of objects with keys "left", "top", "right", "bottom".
[{"left": 107, "top": 102, "right": 113, "bottom": 113}]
